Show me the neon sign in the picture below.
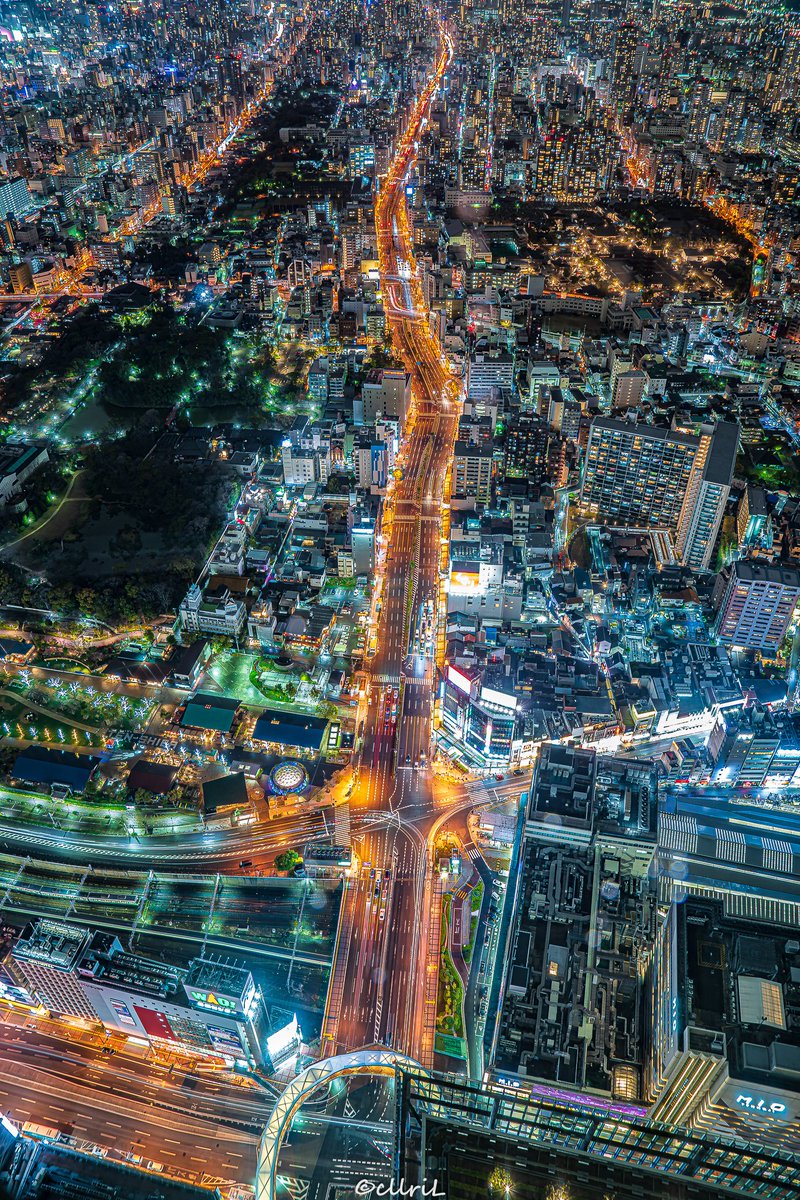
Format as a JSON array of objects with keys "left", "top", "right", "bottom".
[
  {"left": 735, "top": 1094, "right": 787, "bottom": 1115},
  {"left": 189, "top": 990, "right": 238, "bottom": 1012}
]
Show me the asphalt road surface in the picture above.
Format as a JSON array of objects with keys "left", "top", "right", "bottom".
[{"left": 321, "top": 28, "right": 459, "bottom": 1066}]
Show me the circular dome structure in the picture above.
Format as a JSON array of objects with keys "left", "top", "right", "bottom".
[{"left": 269, "top": 759, "right": 309, "bottom": 794}]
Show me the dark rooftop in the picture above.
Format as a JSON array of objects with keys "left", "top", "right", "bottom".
[{"left": 253, "top": 709, "right": 328, "bottom": 750}]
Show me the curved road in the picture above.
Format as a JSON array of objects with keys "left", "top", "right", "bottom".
[{"left": 0, "top": 810, "right": 327, "bottom": 870}]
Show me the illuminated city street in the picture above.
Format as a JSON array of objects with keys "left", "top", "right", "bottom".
[{"left": 1, "top": 0, "right": 800, "bottom": 1198}]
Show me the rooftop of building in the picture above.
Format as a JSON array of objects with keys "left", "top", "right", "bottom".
[
  {"left": 12, "top": 746, "right": 100, "bottom": 790},
  {"left": 253, "top": 709, "right": 328, "bottom": 750},
  {"left": 675, "top": 897, "right": 800, "bottom": 1094},
  {"left": 453, "top": 439, "right": 495, "bottom": 457},
  {"left": 494, "top": 812, "right": 652, "bottom": 1092},
  {"left": 185, "top": 956, "right": 252, "bottom": 1000},
  {"left": 589, "top": 414, "right": 698, "bottom": 446},
  {"left": 528, "top": 742, "right": 658, "bottom": 838},
  {"left": 77, "top": 933, "right": 185, "bottom": 1001},
  {"left": 726, "top": 560, "right": 800, "bottom": 588},
  {"left": 528, "top": 741, "right": 597, "bottom": 824},
  {"left": 0, "top": 441, "right": 45, "bottom": 475},
  {"left": 703, "top": 419, "right": 739, "bottom": 485},
  {"left": 127, "top": 758, "right": 178, "bottom": 795},
  {"left": 181, "top": 691, "right": 240, "bottom": 732},
  {"left": 746, "top": 485, "right": 769, "bottom": 516},
  {"left": 16, "top": 1139, "right": 213, "bottom": 1200},
  {"left": 201, "top": 771, "right": 248, "bottom": 812},
  {"left": 13, "top": 919, "right": 91, "bottom": 970},
  {"left": 0, "top": 636, "right": 34, "bottom": 659}
]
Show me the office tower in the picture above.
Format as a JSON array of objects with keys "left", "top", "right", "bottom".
[
  {"left": 0, "top": 177, "right": 31, "bottom": 219},
  {"left": 712, "top": 560, "right": 800, "bottom": 653},
  {"left": 452, "top": 440, "right": 493, "bottom": 503},
  {"left": 466, "top": 350, "right": 514, "bottom": 402},
  {"left": 362, "top": 369, "right": 411, "bottom": 423},
  {"left": 580, "top": 417, "right": 737, "bottom": 569}
]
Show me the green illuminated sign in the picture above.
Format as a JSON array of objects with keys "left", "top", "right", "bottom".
[{"left": 189, "top": 990, "right": 238, "bottom": 1011}]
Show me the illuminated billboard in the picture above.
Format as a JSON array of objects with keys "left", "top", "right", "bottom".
[
  {"left": 449, "top": 564, "right": 481, "bottom": 593},
  {"left": 187, "top": 988, "right": 242, "bottom": 1016},
  {"left": 266, "top": 1014, "right": 301, "bottom": 1066},
  {"left": 480, "top": 685, "right": 517, "bottom": 712},
  {"left": 207, "top": 1024, "right": 245, "bottom": 1058},
  {"left": 717, "top": 1079, "right": 798, "bottom": 1126},
  {"left": 447, "top": 665, "right": 474, "bottom": 696},
  {"left": 110, "top": 999, "right": 137, "bottom": 1028}
]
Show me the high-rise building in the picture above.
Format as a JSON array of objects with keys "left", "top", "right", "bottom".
[
  {"left": 503, "top": 414, "right": 549, "bottom": 481},
  {"left": 452, "top": 440, "right": 494, "bottom": 503},
  {"left": 580, "top": 417, "right": 737, "bottom": 569},
  {"left": 466, "top": 350, "right": 514, "bottom": 402},
  {"left": 394, "top": 1065, "right": 800, "bottom": 1200},
  {"left": 527, "top": 360, "right": 561, "bottom": 411},
  {"left": 713, "top": 560, "right": 800, "bottom": 653},
  {"left": 612, "top": 368, "right": 647, "bottom": 409},
  {"left": 281, "top": 439, "right": 319, "bottom": 486},
  {"left": 7, "top": 261, "right": 32, "bottom": 294},
  {"left": 362, "top": 369, "right": 411, "bottom": 424},
  {"left": 535, "top": 123, "right": 618, "bottom": 201},
  {"left": 0, "top": 176, "right": 31, "bottom": 219},
  {"left": 350, "top": 506, "right": 376, "bottom": 575},
  {"left": 649, "top": 896, "right": 800, "bottom": 1152},
  {"left": 353, "top": 437, "right": 389, "bottom": 491},
  {"left": 737, "top": 485, "right": 770, "bottom": 550},
  {"left": 8, "top": 920, "right": 96, "bottom": 1020},
  {"left": 611, "top": 22, "right": 641, "bottom": 108},
  {"left": 674, "top": 421, "right": 738, "bottom": 570},
  {"left": 581, "top": 417, "right": 697, "bottom": 530}
]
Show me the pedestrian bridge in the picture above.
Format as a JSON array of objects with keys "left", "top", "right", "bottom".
[{"left": 255, "top": 1048, "right": 422, "bottom": 1200}]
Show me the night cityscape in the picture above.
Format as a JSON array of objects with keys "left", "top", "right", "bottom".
[{"left": 0, "top": 0, "right": 796, "bottom": 1197}]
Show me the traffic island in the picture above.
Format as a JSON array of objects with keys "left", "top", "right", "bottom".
[{"left": 435, "top": 893, "right": 467, "bottom": 1062}]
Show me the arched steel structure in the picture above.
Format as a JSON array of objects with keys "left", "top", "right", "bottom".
[{"left": 255, "top": 1048, "right": 423, "bottom": 1200}]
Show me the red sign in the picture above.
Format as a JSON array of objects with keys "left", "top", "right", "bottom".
[{"left": 135, "top": 1005, "right": 177, "bottom": 1041}]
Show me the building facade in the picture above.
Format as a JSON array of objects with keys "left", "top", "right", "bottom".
[
  {"left": 713, "top": 561, "right": 800, "bottom": 653},
  {"left": 8, "top": 919, "right": 299, "bottom": 1071},
  {"left": 580, "top": 417, "right": 737, "bottom": 570}
]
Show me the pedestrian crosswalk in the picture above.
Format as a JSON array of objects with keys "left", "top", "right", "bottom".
[
  {"left": 334, "top": 799, "right": 351, "bottom": 847},
  {"left": 372, "top": 673, "right": 401, "bottom": 685}
]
